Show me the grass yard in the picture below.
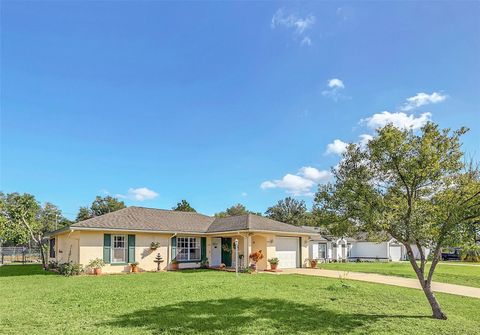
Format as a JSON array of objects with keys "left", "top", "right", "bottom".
[
  {"left": 318, "top": 262, "right": 480, "bottom": 288},
  {"left": 1, "top": 265, "right": 480, "bottom": 335}
]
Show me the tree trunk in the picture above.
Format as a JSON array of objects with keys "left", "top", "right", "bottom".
[
  {"left": 37, "top": 239, "right": 47, "bottom": 270},
  {"left": 404, "top": 243, "right": 447, "bottom": 320},
  {"left": 422, "top": 282, "right": 447, "bottom": 320}
]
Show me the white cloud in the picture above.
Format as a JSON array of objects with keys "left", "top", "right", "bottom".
[
  {"left": 328, "top": 78, "right": 344, "bottom": 89},
  {"left": 400, "top": 92, "right": 447, "bottom": 111},
  {"left": 241, "top": 192, "right": 248, "bottom": 197},
  {"left": 260, "top": 166, "right": 332, "bottom": 196},
  {"left": 116, "top": 187, "right": 159, "bottom": 201},
  {"left": 322, "top": 78, "right": 349, "bottom": 101},
  {"left": 271, "top": 8, "right": 315, "bottom": 46},
  {"left": 325, "top": 134, "right": 373, "bottom": 156},
  {"left": 361, "top": 111, "right": 432, "bottom": 130},
  {"left": 298, "top": 167, "right": 332, "bottom": 183},
  {"left": 301, "top": 36, "right": 312, "bottom": 46},
  {"left": 358, "top": 134, "right": 373, "bottom": 147},
  {"left": 325, "top": 139, "right": 348, "bottom": 155}
]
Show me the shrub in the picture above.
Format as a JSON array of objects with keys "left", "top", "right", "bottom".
[
  {"left": 240, "top": 266, "right": 254, "bottom": 274},
  {"left": 48, "top": 261, "right": 59, "bottom": 270},
  {"left": 58, "top": 262, "right": 83, "bottom": 277},
  {"left": 461, "top": 244, "right": 480, "bottom": 262}
]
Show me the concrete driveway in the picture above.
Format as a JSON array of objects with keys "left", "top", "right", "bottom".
[{"left": 265, "top": 268, "right": 480, "bottom": 299}]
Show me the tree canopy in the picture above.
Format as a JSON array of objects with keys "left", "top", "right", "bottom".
[
  {"left": 214, "top": 204, "right": 261, "bottom": 218},
  {"left": 0, "top": 192, "right": 70, "bottom": 267},
  {"left": 265, "top": 197, "right": 308, "bottom": 226},
  {"left": 76, "top": 196, "right": 126, "bottom": 221},
  {"left": 172, "top": 200, "right": 196, "bottom": 212},
  {"left": 314, "top": 122, "right": 480, "bottom": 319}
]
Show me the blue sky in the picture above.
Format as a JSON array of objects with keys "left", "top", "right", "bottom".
[{"left": 1, "top": 1, "right": 479, "bottom": 219}]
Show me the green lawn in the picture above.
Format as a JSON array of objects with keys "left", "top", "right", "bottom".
[
  {"left": 318, "top": 262, "right": 480, "bottom": 288},
  {"left": 1, "top": 265, "right": 480, "bottom": 335}
]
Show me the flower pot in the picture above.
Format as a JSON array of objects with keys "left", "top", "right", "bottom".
[
  {"left": 310, "top": 261, "right": 318, "bottom": 269},
  {"left": 93, "top": 267, "right": 102, "bottom": 275},
  {"left": 131, "top": 265, "right": 138, "bottom": 273},
  {"left": 171, "top": 262, "right": 179, "bottom": 270},
  {"left": 270, "top": 263, "right": 278, "bottom": 270}
]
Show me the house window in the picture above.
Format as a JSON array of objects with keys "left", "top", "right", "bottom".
[
  {"left": 318, "top": 244, "right": 326, "bottom": 259},
  {"left": 49, "top": 238, "right": 56, "bottom": 258},
  {"left": 176, "top": 237, "right": 200, "bottom": 261},
  {"left": 112, "top": 235, "right": 127, "bottom": 263}
]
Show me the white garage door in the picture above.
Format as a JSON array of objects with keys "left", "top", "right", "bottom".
[
  {"left": 276, "top": 237, "right": 299, "bottom": 269},
  {"left": 389, "top": 245, "right": 402, "bottom": 262}
]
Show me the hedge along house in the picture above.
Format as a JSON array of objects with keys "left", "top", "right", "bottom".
[{"left": 47, "top": 206, "right": 311, "bottom": 273}]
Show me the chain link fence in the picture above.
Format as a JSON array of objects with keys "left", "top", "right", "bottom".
[{"left": 0, "top": 247, "right": 42, "bottom": 264}]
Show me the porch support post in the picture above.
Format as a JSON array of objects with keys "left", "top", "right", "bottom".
[{"left": 244, "top": 235, "right": 250, "bottom": 269}]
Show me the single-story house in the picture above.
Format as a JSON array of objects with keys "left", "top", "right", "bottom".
[
  {"left": 47, "top": 206, "right": 311, "bottom": 273},
  {"left": 303, "top": 226, "right": 430, "bottom": 262}
]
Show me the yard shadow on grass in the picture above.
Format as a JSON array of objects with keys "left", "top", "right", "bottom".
[
  {"left": 0, "top": 264, "right": 54, "bottom": 277},
  {"left": 103, "top": 297, "right": 429, "bottom": 334}
]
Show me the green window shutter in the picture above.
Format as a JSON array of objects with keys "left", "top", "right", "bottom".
[
  {"left": 201, "top": 237, "right": 206, "bottom": 260},
  {"left": 128, "top": 235, "right": 135, "bottom": 263},
  {"left": 103, "top": 234, "right": 111, "bottom": 264},
  {"left": 171, "top": 236, "right": 177, "bottom": 261}
]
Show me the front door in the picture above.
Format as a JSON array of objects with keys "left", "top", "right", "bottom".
[
  {"left": 221, "top": 237, "right": 232, "bottom": 267},
  {"left": 211, "top": 238, "right": 222, "bottom": 266}
]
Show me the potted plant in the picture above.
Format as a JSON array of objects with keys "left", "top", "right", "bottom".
[
  {"left": 249, "top": 250, "right": 264, "bottom": 271},
  {"left": 309, "top": 258, "right": 318, "bottom": 268},
  {"left": 171, "top": 258, "right": 179, "bottom": 270},
  {"left": 87, "top": 258, "right": 105, "bottom": 275},
  {"left": 268, "top": 257, "right": 279, "bottom": 270},
  {"left": 130, "top": 261, "right": 139, "bottom": 273},
  {"left": 150, "top": 242, "right": 161, "bottom": 250}
]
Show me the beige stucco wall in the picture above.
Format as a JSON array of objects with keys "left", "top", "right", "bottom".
[
  {"left": 50, "top": 231, "right": 80, "bottom": 264},
  {"left": 251, "top": 234, "right": 267, "bottom": 270},
  {"left": 78, "top": 230, "right": 172, "bottom": 273},
  {"left": 301, "top": 236, "right": 308, "bottom": 267},
  {"left": 49, "top": 229, "right": 308, "bottom": 274}
]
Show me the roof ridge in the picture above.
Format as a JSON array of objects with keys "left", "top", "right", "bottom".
[{"left": 130, "top": 206, "right": 214, "bottom": 218}]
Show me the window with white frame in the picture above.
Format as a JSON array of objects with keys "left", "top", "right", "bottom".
[
  {"left": 176, "top": 237, "right": 200, "bottom": 261},
  {"left": 112, "top": 235, "right": 127, "bottom": 263}
]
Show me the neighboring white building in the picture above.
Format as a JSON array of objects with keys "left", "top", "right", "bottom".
[{"left": 303, "top": 226, "right": 430, "bottom": 262}]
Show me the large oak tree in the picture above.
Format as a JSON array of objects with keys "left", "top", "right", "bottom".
[
  {"left": 0, "top": 193, "right": 69, "bottom": 268},
  {"left": 265, "top": 197, "right": 308, "bottom": 226},
  {"left": 314, "top": 123, "right": 480, "bottom": 319},
  {"left": 76, "top": 196, "right": 126, "bottom": 221}
]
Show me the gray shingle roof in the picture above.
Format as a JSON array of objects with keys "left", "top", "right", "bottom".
[
  {"left": 71, "top": 207, "right": 214, "bottom": 233},
  {"left": 64, "top": 206, "right": 310, "bottom": 235},
  {"left": 208, "top": 214, "right": 311, "bottom": 234},
  {"left": 301, "top": 226, "right": 331, "bottom": 241}
]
